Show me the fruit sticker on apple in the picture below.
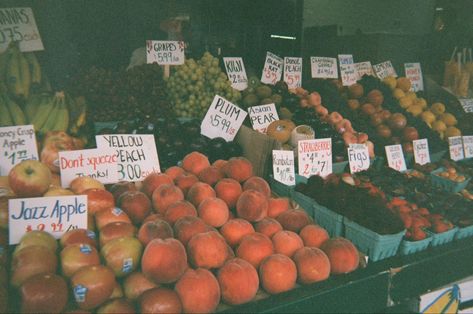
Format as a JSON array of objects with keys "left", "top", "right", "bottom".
[
  {"left": 146, "top": 40, "right": 185, "bottom": 65},
  {"left": 283, "top": 57, "right": 302, "bottom": 89},
  {"left": 448, "top": 136, "right": 464, "bottom": 161},
  {"left": 223, "top": 57, "right": 248, "bottom": 91},
  {"left": 272, "top": 150, "right": 295, "bottom": 186},
  {"left": 0, "top": 125, "right": 38, "bottom": 176},
  {"left": 201, "top": 95, "right": 247, "bottom": 142},
  {"left": 298, "top": 138, "right": 332, "bottom": 178},
  {"left": 385, "top": 144, "right": 407, "bottom": 172},
  {"left": 248, "top": 103, "right": 279, "bottom": 134},
  {"left": 348, "top": 144, "right": 369, "bottom": 174},
  {"left": 463, "top": 135, "right": 473, "bottom": 159},
  {"left": 413, "top": 139, "right": 430, "bottom": 165},
  {"left": 310, "top": 57, "right": 338, "bottom": 79},
  {"left": 8, "top": 195, "right": 87, "bottom": 244},
  {"left": 261, "top": 52, "right": 283, "bottom": 85}
]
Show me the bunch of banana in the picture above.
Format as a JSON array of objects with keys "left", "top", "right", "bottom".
[
  {"left": 0, "top": 94, "right": 27, "bottom": 127},
  {"left": 65, "top": 94, "right": 87, "bottom": 136},
  {"left": 28, "top": 91, "right": 70, "bottom": 134}
]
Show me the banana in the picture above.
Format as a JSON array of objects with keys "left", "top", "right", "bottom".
[
  {"left": 19, "top": 53, "right": 31, "bottom": 98},
  {"left": 51, "top": 92, "right": 70, "bottom": 132},
  {"left": 24, "top": 93, "right": 43, "bottom": 122},
  {"left": 5, "top": 96, "right": 26, "bottom": 125},
  {"left": 0, "top": 96, "right": 13, "bottom": 126},
  {"left": 31, "top": 95, "right": 56, "bottom": 131},
  {"left": 0, "top": 50, "right": 8, "bottom": 83},
  {"left": 39, "top": 96, "right": 60, "bottom": 134},
  {"left": 24, "top": 52, "right": 41, "bottom": 85},
  {"left": 5, "top": 45, "right": 23, "bottom": 97}
]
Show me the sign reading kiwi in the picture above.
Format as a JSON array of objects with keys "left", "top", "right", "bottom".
[
  {"left": 223, "top": 57, "right": 248, "bottom": 91},
  {"left": 261, "top": 52, "right": 283, "bottom": 85}
]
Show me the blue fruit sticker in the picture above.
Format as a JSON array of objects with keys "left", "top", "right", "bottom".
[
  {"left": 122, "top": 258, "right": 133, "bottom": 274},
  {"left": 73, "top": 284, "right": 88, "bottom": 303},
  {"left": 79, "top": 244, "right": 92, "bottom": 254},
  {"left": 112, "top": 207, "right": 123, "bottom": 216},
  {"left": 86, "top": 230, "right": 96, "bottom": 239}
]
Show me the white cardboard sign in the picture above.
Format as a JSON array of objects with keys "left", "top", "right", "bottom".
[
  {"left": 298, "top": 138, "right": 332, "bottom": 178},
  {"left": 413, "top": 139, "right": 430, "bottom": 165},
  {"left": 0, "top": 8, "right": 43, "bottom": 53},
  {"left": 201, "top": 95, "right": 247, "bottom": 142},
  {"left": 0, "top": 125, "right": 38, "bottom": 175},
  {"left": 448, "top": 136, "right": 464, "bottom": 161},
  {"left": 463, "top": 135, "right": 473, "bottom": 159},
  {"left": 283, "top": 57, "right": 302, "bottom": 89},
  {"left": 373, "top": 61, "right": 397, "bottom": 79},
  {"left": 354, "top": 61, "right": 374, "bottom": 78},
  {"left": 95, "top": 134, "right": 160, "bottom": 182},
  {"left": 8, "top": 195, "right": 88, "bottom": 244},
  {"left": 261, "top": 52, "right": 283, "bottom": 85},
  {"left": 248, "top": 103, "right": 279, "bottom": 134},
  {"left": 272, "top": 150, "right": 295, "bottom": 186},
  {"left": 310, "top": 57, "right": 338, "bottom": 79},
  {"left": 404, "top": 63, "right": 424, "bottom": 91},
  {"left": 338, "top": 54, "right": 354, "bottom": 65},
  {"left": 459, "top": 99, "right": 473, "bottom": 113},
  {"left": 348, "top": 144, "right": 370, "bottom": 174},
  {"left": 340, "top": 63, "right": 358, "bottom": 86},
  {"left": 385, "top": 144, "right": 407, "bottom": 172},
  {"left": 146, "top": 40, "right": 185, "bottom": 65},
  {"left": 223, "top": 57, "right": 248, "bottom": 91},
  {"left": 59, "top": 148, "right": 119, "bottom": 188}
]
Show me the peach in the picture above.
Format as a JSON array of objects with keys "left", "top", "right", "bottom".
[
  {"left": 236, "top": 190, "right": 268, "bottom": 222},
  {"left": 223, "top": 157, "right": 253, "bottom": 182},
  {"left": 242, "top": 176, "right": 271, "bottom": 197},
  {"left": 267, "top": 198, "right": 291, "bottom": 218},
  {"left": 299, "top": 224, "right": 329, "bottom": 248},
  {"left": 212, "top": 159, "right": 227, "bottom": 171},
  {"left": 259, "top": 254, "right": 297, "bottom": 294},
  {"left": 140, "top": 288, "right": 182, "bottom": 314},
  {"left": 138, "top": 219, "right": 174, "bottom": 246},
  {"left": 143, "top": 213, "right": 165, "bottom": 224},
  {"left": 109, "top": 182, "right": 137, "bottom": 201},
  {"left": 198, "top": 197, "right": 229, "bottom": 228},
  {"left": 152, "top": 184, "right": 184, "bottom": 214},
  {"left": 236, "top": 233, "right": 274, "bottom": 269},
  {"left": 84, "top": 189, "right": 114, "bottom": 216},
  {"left": 123, "top": 272, "right": 157, "bottom": 300},
  {"left": 164, "top": 200, "right": 197, "bottom": 226},
  {"left": 175, "top": 268, "right": 220, "bottom": 314},
  {"left": 187, "top": 182, "right": 216, "bottom": 207},
  {"left": 95, "top": 207, "right": 131, "bottom": 230},
  {"left": 293, "top": 247, "right": 331, "bottom": 284},
  {"left": 187, "top": 231, "right": 231, "bottom": 269},
  {"left": 220, "top": 218, "right": 255, "bottom": 248},
  {"left": 272, "top": 230, "right": 304, "bottom": 257},
  {"left": 165, "top": 166, "right": 186, "bottom": 180},
  {"left": 254, "top": 218, "right": 283, "bottom": 238},
  {"left": 142, "top": 173, "right": 173, "bottom": 197},
  {"left": 182, "top": 152, "right": 210, "bottom": 175},
  {"left": 174, "top": 216, "right": 213, "bottom": 246},
  {"left": 214, "top": 178, "right": 242, "bottom": 209},
  {"left": 217, "top": 258, "right": 259, "bottom": 305},
  {"left": 320, "top": 237, "right": 359, "bottom": 274},
  {"left": 117, "top": 191, "right": 151, "bottom": 224},
  {"left": 276, "top": 209, "right": 312, "bottom": 232},
  {"left": 175, "top": 173, "right": 199, "bottom": 196},
  {"left": 198, "top": 166, "right": 224, "bottom": 186}
]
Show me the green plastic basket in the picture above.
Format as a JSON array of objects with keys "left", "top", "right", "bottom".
[
  {"left": 399, "top": 236, "right": 432, "bottom": 255},
  {"left": 455, "top": 225, "right": 473, "bottom": 240},
  {"left": 312, "top": 202, "right": 344, "bottom": 237},
  {"left": 428, "top": 227, "right": 459, "bottom": 247},
  {"left": 268, "top": 175, "right": 295, "bottom": 198},
  {"left": 430, "top": 168, "right": 471, "bottom": 193},
  {"left": 333, "top": 161, "right": 349, "bottom": 174}
]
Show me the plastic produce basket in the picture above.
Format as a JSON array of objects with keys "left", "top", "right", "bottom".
[
  {"left": 269, "top": 175, "right": 295, "bottom": 198},
  {"left": 333, "top": 161, "right": 349, "bottom": 174},
  {"left": 312, "top": 202, "right": 344, "bottom": 237},
  {"left": 399, "top": 236, "right": 432, "bottom": 256},
  {"left": 344, "top": 219, "right": 405, "bottom": 262},
  {"left": 455, "top": 225, "right": 473, "bottom": 240},
  {"left": 430, "top": 167, "right": 471, "bottom": 193},
  {"left": 430, "top": 150, "right": 447, "bottom": 163},
  {"left": 428, "top": 227, "right": 459, "bottom": 247}
]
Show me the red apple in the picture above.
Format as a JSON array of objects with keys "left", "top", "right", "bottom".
[
  {"left": 11, "top": 245, "right": 58, "bottom": 288},
  {"left": 109, "top": 280, "right": 124, "bottom": 299},
  {"left": 71, "top": 265, "right": 116, "bottom": 310},
  {"left": 118, "top": 191, "right": 152, "bottom": 224},
  {"left": 140, "top": 287, "right": 182, "bottom": 314},
  {"left": 60, "top": 243, "right": 100, "bottom": 277},
  {"left": 123, "top": 272, "right": 158, "bottom": 301},
  {"left": 96, "top": 298, "right": 135, "bottom": 314},
  {"left": 83, "top": 188, "right": 115, "bottom": 216},
  {"left": 60, "top": 228, "right": 97, "bottom": 248},
  {"left": 142, "top": 173, "right": 173, "bottom": 197},
  {"left": 101, "top": 236, "right": 143, "bottom": 277},
  {"left": 20, "top": 273, "right": 68, "bottom": 314},
  {"left": 15, "top": 230, "right": 58, "bottom": 254},
  {"left": 137, "top": 219, "right": 173, "bottom": 246},
  {"left": 99, "top": 222, "right": 136, "bottom": 247},
  {"left": 70, "top": 177, "right": 105, "bottom": 194},
  {"left": 95, "top": 207, "right": 131, "bottom": 230},
  {"left": 8, "top": 160, "right": 51, "bottom": 197},
  {"left": 109, "top": 181, "right": 137, "bottom": 200}
]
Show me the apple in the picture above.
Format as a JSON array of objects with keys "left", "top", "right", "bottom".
[
  {"left": 50, "top": 172, "right": 61, "bottom": 187},
  {"left": 20, "top": 273, "right": 68, "bottom": 314},
  {"left": 8, "top": 160, "right": 51, "bottom": 197},
  {"left": 95, "top": 207, "right": 132, "bottom": 230},
  {"left": 143, "top": 213, "right": 165, "bottom": 224},
  {"left": 109, "top": 280, "right": 124, "bottom": 299},
  {"left": 60, "top": 243, "right": 100, "bottom": 277},
  {"left": 84, "top": 188, "right": 115, "bottom": 216},
  {"left": 43, "top": 186, "right": 75, "bottom": 197},
  {"left": 140, "top": 288, "right": 182, "bottom": 314},
  {"left": 70, "top": 176, "right": 105, "bottom": 194},
  {"left": 11, "top": 245, "right": 58, "bottom": 288},
  {"left": 0, "top": 176, "right": 9, "bottom": 189},
  {"left": 99, "top": 222, "right": 136, "bottom": 247},
  {"left": 142, "top": 173, "right": 173, "bottom": 197},
  {"left": 101, "top": 236, "right": 143, "bottom": 277},
  {"left": 402, "top": 126, "right": 419, "bottom": 142},
  {"left": 123, "top": 272, "right": 157, "bottom": 300},
  {"left": 97, "top": 298, "right": 135, "bottom": 314},
  {"left": 71, "top": 265, "right": 116, "bottom": 310},
  {"left": 14, "top": 230, "right": 58, "bottom": 255},
  {"left": 118, "top": 191, "right": 152, "bottom": 224},
  {"left": 60, "top": 228, "right": 97, "bottom": 248},
  {"left": 137, "top": 219, "right": 174, "bottom": 246},
  {"left": 109, "top": 181, "right": 137, "bottom": 200}
]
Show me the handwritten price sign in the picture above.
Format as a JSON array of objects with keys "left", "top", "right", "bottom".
[
  {"left": 448, "top": 136, "right": 464, "bottom": 161},
  {"left": 146, "top": 40, "right": 185, "bottom": 65},
  {"left": 272, "top": 150, "right": 295, "bottom": 186},
  {"left": 0, "top": 8, "right": 43, "bottom": 53},
  {"left": 283, "top": 57, "right": 302, "bottom": 89},
  {"left": 348, "top": 144, "right": 369, "bottom": 174},
  {"left": 373, "top": 61, "right": 397, "bottom": 80},
  {"left": 9, "top": 195, "right": 88, "bottom": 244},
  {"left": 354, "top": 61, "right": 374, "bottom": 78},
  {"left": 310, "top": 57, "right": 338, "bottom": 79},
  {"left": 261, "top": 52, "right": 283, "bottom": 85},
  {"left": 463, "top": 136, "right": 473, "bottom": 159},
  {"left": 223, "top": 57, "right": 248, "bottom": 91},
  {"left": 413, "top": 139, "right": 430, "bottom": 165},
  {"left": 340, "top": 63, "right": 358, "bottom": 86},
  {"left": 385, "top": 144, "right": 407, "bottom": 172},
  {"left": 248, "top": 103, "right": 279, "bottom": 134},
  {"left": 404, "top": 63, "right": 424, "bottom": 91},
  {"left": 459, "top": 99, "right": 473, "bottom": 113},
  {"left": 298, "top": 138, "right": 332, "bottom": 178},
  {"left": 0, "top": 125, "right": 38, "bottom": 175},
  {"left": 201, "top": 95, "right": 247, "bottom": 142}
]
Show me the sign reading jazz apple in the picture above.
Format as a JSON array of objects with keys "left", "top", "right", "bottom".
[
  {"left": 0, "top": 124, "right": 39, "bottom": 176},
  {"left": 0, "top": 7, "right": 43, "bottom": 53},
  {"left": 146, "top": 40, "right": 185, "bottom": 65},
  {"left": 9, "top": 195, "right": 88, "bottom": 244}
]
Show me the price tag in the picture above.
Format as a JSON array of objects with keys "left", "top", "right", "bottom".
[
  {"left": 340, "top": 63, "right": 358, "bottom": 86},
  {"left": 385, "top": 144, "right": 407, "bottom": 172},
  {"left": 298, "top": 138, "right": 332, "bottom": 178},
  {"left": 354, "top": 61, "right": 374, "bottom": 78},
  {"left": 404, "top": 63, "right": 424, "bottom": 91},
  {"left": 448, "top": 136, "right": 464, "bottom": 161},
  {"left": 310, "top": 57, "right": 338, "bottom": 79},
  {"left": 223, "top": 57, "right": 248, "bottom": 91},
  {"left": 261, "top": 52, "right": 283, "bottom": 85},
  {"left": 59, "top": 148, "right": 119, "bottom": 188},
  {"left": 338, "top": 54, "right": 354, "bottom": 65},
  {"left": 201, "top": 95, "right": 247, "bottom": 142},
  {"left": 0, "top": 8, "right": 43, "bottom": 52},
  {"left": 373, "top": 61, "right": 397, "bottom": 80},
  {"left": 146, "top": 40, "right": 185, "bottom": 65},
  {"left": 248, "top": 103, "right": 279, "bottom": 134},
  {"left": 348, "top": 144, "right": 369, "bottom": 174},
  {"left": 459, "top": 99, "right": 473, "bottom": 113},
  {"left": 272, "top": 150, "right": 295, "bottom": 186},
  {"left": 283, "top": 57, "right": 302, "bottom": 89},
  {"left": 413, "top": 139, "right": 430, "bottom": 165},
  {"left": 463, "top": 135, "right": 473, "bottom": 159},
  {"left": 0, "top": 125, "right": 38, "bottom": 175},
  {"left": 8, "top": 195, "right": 88, "bottom": 244},
  {"left": 95, "top": 134, "right": 161, "bottom": 182}
]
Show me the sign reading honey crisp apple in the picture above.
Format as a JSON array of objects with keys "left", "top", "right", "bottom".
[
  {"left": 348, "top": 144, "right": 369, "bottom": 174},
  {"left": 463, "top": 135, "right": 473, "bottom": 159},
  {"left": 146, "top": 40, "right": 185, "bottom": 65},
  {"left": 0, "top": 7, "right": 43, "bottom": 53},
  {"left": 223, "top": 57, "right": 248, "bottom": 91},
  {"left": 261, "top": 52, "right": 283, "bottom": 85},
  {"left": 248, "top": 103, "right": 279, "bottom": 134},
  {"left": 59, "top": 148, "right": 119, "bottom": 188},
  {"left": 8, "top": 195, "right": 88, "bottom": 244},
  {"left": 298, "top": 138, "right": 332, "bottom": 178},
  {"left": 95, "top": 134, "right": 160, "bottom": 182},
  {"left": 283, "top": 57, "right": 302, "bottom": 89},
  {"left": 413, "top": 139, "right": 430, "bottom": 165},
  {"left": 373, "top": 61, "right": 397, "bottom": 80},
  {"left": 0, "top": 124, "right": 38, "bottom": 175},
  {"left": 385, "top": 144, "right": 407, "bottom": 172},
  {"left": 448, "top": 136, "right": 464, "bottom": 161},
  {"left": 272, "top": 150, "right": 295, "bottom": 186},
  {"left": 310, "top": 57, "right": 338, "bottom": 79}
]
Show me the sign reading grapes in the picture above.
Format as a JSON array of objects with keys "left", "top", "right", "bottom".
[
  {"left": 201, "top": 95, "right": 247, "bottom": 142},
  {"left": 298, "top": 138, "right": 332, "bottom": 178},
  {"left": 283, "top": 57, "right": 302, "bottom": 89},
  {"left": 223, "top": 57, "right": 248, "bottom": 91},
  {"left": 310, "top": 57, "right": 338, "bottom": 79},
  {"left": 146, "top": 40, "right": 185, "bottom": 65},
  {"left": 261, "top": 52, "right": 283, "bottom": 85}
]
